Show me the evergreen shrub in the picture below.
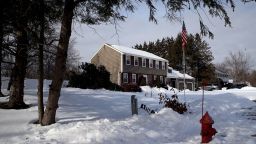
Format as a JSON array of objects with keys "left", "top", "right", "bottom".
[{"left": 68, "top": 62, "right": 122, "bottom": 91}]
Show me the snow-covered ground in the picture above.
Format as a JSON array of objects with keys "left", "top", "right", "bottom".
[{"left": 1, "top": 79, "right": 256, "bottom": 144}]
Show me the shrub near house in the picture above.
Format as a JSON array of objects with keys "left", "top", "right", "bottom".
[{"left": 68, "top": 63, "right": 122, "bottom": 91}]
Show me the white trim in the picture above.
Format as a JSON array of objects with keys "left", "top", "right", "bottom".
[
  {"left": 120, "top": 54, "right": 123, "bottom": 73},
  {"left": 90, "top": 44, "right": 124, "bottom": 62},
  {"left": 89, "top": 44, "right": 106, "bottom": 62},
  {"left": 105, "top": 43, "right": 124, "bottom": 54},
  {"left": 118, "top": 72, "right": 120, "bottom": 85}
]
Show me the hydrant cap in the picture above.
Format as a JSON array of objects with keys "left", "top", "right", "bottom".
[{"left": 200, "top": 111, "right": 214, "bottom": 124}]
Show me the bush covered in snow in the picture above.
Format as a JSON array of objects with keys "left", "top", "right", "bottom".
[{"left": 159, "top": 93, "right": 187, "bottom": 114}]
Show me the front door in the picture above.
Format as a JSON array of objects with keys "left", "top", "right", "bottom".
[{"left": 143, "top": 75, "right": 148, "bottom": 85}]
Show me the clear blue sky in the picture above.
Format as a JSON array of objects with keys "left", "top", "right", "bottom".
[{"left": 72, "top": 1, "right": 256, "bottom": 68}]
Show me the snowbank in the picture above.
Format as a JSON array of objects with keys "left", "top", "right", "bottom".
[{"left": 0, "top": 79, "right": 256, "bottom": 143}]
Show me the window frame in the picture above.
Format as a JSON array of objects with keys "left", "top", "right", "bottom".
[
  {"left": 154, "top": 75, "right": 157, "bottom": 81},
  {"left": 142, "top": 58, "right": 146, "bottom": 67},
  {"left": 134, "top": 56, "right": 139, "bottom": 66},
  {"left": 149, "top": 59, "right": 153, "bottom": 68},
  {"left": 126, "top": 55, "right": 131, "bottom": 65},
  {"left": 132, "top": 74, "right": 136, "bottom": 83},
  {"left": 155, "top": 60, "right": 159, "bottom": 69},
  {"left": 162, "top": 62, "right": 165, "bottom": 70},
  {"left": 123, "top": 73, "right": 128, "bottom": 83}
]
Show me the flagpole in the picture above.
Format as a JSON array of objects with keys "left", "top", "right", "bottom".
[
  {"left": 181, "top": 21, "right": 187, "bottom": 103},
  {"left": 183, "top": 45, "right": 186, "bottom": 102}
]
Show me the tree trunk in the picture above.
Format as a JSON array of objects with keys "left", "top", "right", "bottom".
[
  {"left": 38, "top": 0, "right": 45, "bottom": 124},
  {"left": 8, "top": 29, "right": 29, "bottom": 108},
  {"left": 8, "top": 0, "right": 29, "bottom": 108},
  {"left": 42, "top": 0, "right": 74, "bottom": 125}
]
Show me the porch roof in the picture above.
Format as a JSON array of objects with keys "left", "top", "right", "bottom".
[{"left": 167, "top": 67, "right": 194, "bottom": 80}]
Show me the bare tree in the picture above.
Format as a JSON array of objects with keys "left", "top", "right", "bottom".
[
  {"left": 248, "top": 70, "right": 256, "bottom": 86},
  {"left": 222, "top": 50, "right": 251, "bottom": 83}
]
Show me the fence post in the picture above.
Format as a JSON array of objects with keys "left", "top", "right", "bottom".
[{"left": 131, "top": 95, "right": 138, "bottom": 115}]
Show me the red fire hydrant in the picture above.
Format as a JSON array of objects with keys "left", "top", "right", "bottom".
[{"left": 200, "top": 111, "right": 217, "bottom": 143}]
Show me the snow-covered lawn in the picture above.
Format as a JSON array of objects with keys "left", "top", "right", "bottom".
[{"left": 1, "top": 79, "right": 256, "bottom": 144}]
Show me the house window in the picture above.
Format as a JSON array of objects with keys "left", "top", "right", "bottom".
[
  {"left": 149, "top": 59, "right": 153, "bottom": 68},
  {"left": 162, "top": 62, "right": 165, "bottom": 70},
  {"left": 123, "top": 73, "right": 128, "bottom": 83},
  {"left": 156, "top": 61, "right": 159, "bottom": 69},
  {"left": 126, "top": 55, "right": 131, "bottom": 65},
  {"left": 132, "top": 74, "right": 136, "bottom": 83},
  {"left": 134, "top": 57, "right": 139, "bottom": 66},
  {"left": 142, "top": 58, "right": 146, "bottom": 67},
  {"left": 154, "top": 75, "right": 157, "bottom": 81},
  {"left": 160, "top": 76, "right": 164, "bottom": 84}
]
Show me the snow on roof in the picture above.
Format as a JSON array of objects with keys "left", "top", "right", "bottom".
[
  {"left": 167, "top": 67, "right": 194, "bottom": 79},
  {"left": 108, "top": 44, "right": 168, "bottom": 62}
]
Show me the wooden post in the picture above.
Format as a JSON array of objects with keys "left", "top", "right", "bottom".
[{"left": 131, "top": 95, "right": 138, "bottom": 115}]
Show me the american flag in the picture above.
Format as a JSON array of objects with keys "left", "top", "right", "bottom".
[{"left": 182, "top": 21, "right": 187, "bottom": 49}]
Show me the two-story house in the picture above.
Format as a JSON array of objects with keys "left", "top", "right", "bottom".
[{"left": 91, "top": 44, "right": 168, "bottom": 86}]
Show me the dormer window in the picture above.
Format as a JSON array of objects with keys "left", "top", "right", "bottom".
[
  {"left": 149, "top": 59, "right": 153, "bottom": 68},
  {"left": 142, "top": 58, "right": 146, "bottom": 67},
  {"left": 126, "top": 55, "right": 131, "bottom": 65},
  {"left": 156, "top": 61, "right": 159, "bottom": 69},
  {"left": 134, "top": 57, "right": 139, "bottom": 66}
]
